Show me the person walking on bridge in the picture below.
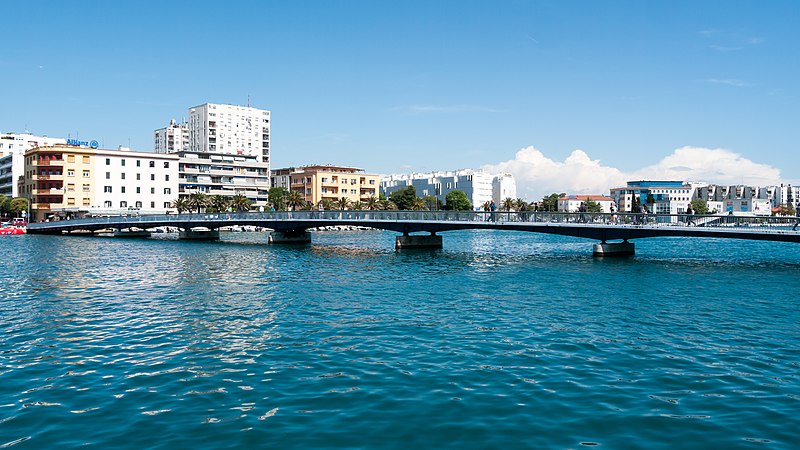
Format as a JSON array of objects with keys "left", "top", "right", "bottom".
[{"left": 793, "top": 204, "right": 800, "bottom": 231}]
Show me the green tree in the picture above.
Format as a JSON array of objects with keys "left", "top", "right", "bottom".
[
  {"left": 9, "top": 197, "right": 28, "bottom": 216},
  {"left": 268, "top": 187, "right": 289, "bottom": 210},
  {"left": 541, "top": 193, "right": 563, "bottom": 212},
  {"left": 584, "top": 198, "right": 603, "bottom": 213},
  {"left": 334, "top": 197, "right": 350, "bottom": 210},
  {"left": 501, "top": 197, "right": 516, "bottom": 211},
  {"left": 287, "top": 190, "right": 305, "bottom": 210},
  {"left": 0, "top": 194, "right": 9, "bottom": 217},
  {"left": 171, "top": 197, "right": 189, "bottom": 213},
  {"left": 411, "top": 198, "right": 426, "bottom": 210},
  {"left": 366, "top": 196, "right": 380, "bottom": 210},
  {"left": 445, "top": 190, "right": 472, "bottom": 211},
  {"left": 321, "top": 199, "right": 334, "bottom": 210},
  {"left": 691, "top": 199, "right": 709, "bottom": 215},
  {"left": 187, "top": 192, "right": 210, "bottom": 213},
  {"left": 389, "top": 186, "right": 417, "bottom": 210},
  {"left": 423, "top": 195, "right": 442, "bottom": 210},
  {"left": 231, "top": 194, "right": 252, "bottom": 212},
  {"left": 351, "top": 201, "right": 364, "bottom": 210},
  {"left": 515, "top": 198, "right": 528, "bottom": 211},
  {"left": 209, "top": 195, "right": 229, "bottom": 212}
]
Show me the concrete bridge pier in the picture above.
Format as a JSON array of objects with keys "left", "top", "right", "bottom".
[
  {"left": 179, "top": 228, "right": 220, "bottom": 240},
  {"left": 396, "top": 232, "right": 443, "bottom": 250},
  {"left": 593, "top": 240, "right": 635, "bottom": 257},
  {"left": 268, "top": 230, "right": 312, "bottom": 244}
]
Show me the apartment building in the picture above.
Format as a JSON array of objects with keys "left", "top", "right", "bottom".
[
  {"left": 154, "top": 119, "right": 189, "bottom": 153},
  {"left": 558, "top": 195, "right": 616, "bottom": 213},
  {"left": 188, "top": 103, "right": 270, "bottom": 165},
  {"left": 274, "top": 165, "right": 380, "bottom": 206},
  {"left": 1, "top": 133, "right": 66, "bottom": 197},
  {"left": 22, "top": 144, "right": 178, "bottom": 222},
  {"left": 382, "top": 169, "right": 514, "bottom": 210},
  {"left": 177, "top": 151, "right": 270, "bottom": 207}
]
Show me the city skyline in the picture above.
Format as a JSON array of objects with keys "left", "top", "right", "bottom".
[{"left": 2, "top": 0, "right": 798, "bottom": 197}]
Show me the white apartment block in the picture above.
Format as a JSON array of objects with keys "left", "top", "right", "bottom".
[
  {"left": 177, "top": 151, "right": 270, "bottom": 207},
  {"left": 94, "top": 148, "right": 179, "bottom": 212},
  {"left": 492, "top": 173, "right": 517, "bottom": 205},
  {"left": 773, "top": 184, "right": 800, "bottom": 209},
  {"left": 558, "top": 195, "right": 616, "bottom": 213},
  {"left": 154, "top": 119, "right": 189, "bottom": 153},
  {"left": 188, "top": 103, "right": 271, "bottom": 166},
  {"left": 1, "top": 133, "right": 66, "bottom": 197},
  {"left": 382, "top": 169, "right": 515, "bottom": 210}
]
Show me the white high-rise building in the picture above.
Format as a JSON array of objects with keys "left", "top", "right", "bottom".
[
  {"left": 188, "top": 103, "right": 270, "bottom": 166},
  {"left": 0, "top": 133, "right": 66, "bottom": 197},
  {"left": 492, "top": 173, "right": 517, "bottom": 205},
  {"left": 381, "top": 169, "right": 515, "bottom": 210},
  {"left": 154, "top": 119, "right": 189, "bottom": 153}
]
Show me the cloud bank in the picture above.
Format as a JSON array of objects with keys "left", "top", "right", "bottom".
[{"left": 483, "top": 145, "right": 783, "bottom": 199}]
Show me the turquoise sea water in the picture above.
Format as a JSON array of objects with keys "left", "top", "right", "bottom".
[{"left": 1, "top": 230, "right": 799, "bottom": 449}]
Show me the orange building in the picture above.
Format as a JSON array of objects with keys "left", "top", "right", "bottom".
[{"left": 277, "top": 165, "right": 379, "bottom": 206}]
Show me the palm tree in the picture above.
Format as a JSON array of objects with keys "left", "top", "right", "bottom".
[
  {"left": 287, "top": 190, "right": 305, "bottom": 210},
  {"left": 515, "top": 198, "right": 528, "bottom": 211},
  {"left": 351, "top": 201, "right": 364, "bottom": 210},
  {"left": 321, "top": 199, "right": 334, "bottom": 210},
  {"left": 411, "top": 198, "right": 426, "bottom": 210},
  {"left": 210, "top": 195, "right": 229, "bottom": 212},
  {"left": 335, "top": 197, "right": 350, "bottom": 210},
  {"left": 482, "top": 201, "right": 492, "bottom": 212},
  {"left": 231, "top": 194, "right": 252, "bottom": 212},
  {"left": 171, "top": 197, "right": 189, "bottom": 214},
  {"left": 378, "top": 199, "right": 396, "bottom": 210},
  {"left": 366, "top": 196, "right": 380, "bottom": 210},
  {"left": 187, "top": 192, "right": 210, "bottom": 213},
  {"left": 502, "top": 197, "right": 516, "bottom": 212}
]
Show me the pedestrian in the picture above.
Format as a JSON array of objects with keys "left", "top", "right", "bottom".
[
  {"left": 793, "top": 205, "right": 800, "bottom": 231},
  {"left": 490, "top": 200, "right": 497, "bottom": 222},
  {"left": 686, "top": 204, "right": 694, "bottom": 226}
]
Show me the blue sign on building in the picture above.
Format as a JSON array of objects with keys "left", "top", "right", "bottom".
[{"left": 67, "top": 138, "right": 99, "bottom": 149}]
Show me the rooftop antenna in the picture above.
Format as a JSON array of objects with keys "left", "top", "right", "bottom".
[{"left": 247, "top": 94, "right": 250, "bottom": 107}]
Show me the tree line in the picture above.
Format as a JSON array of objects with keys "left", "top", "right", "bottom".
[{"left": 0, "top": 195, "right": 29, "bottom": 218}]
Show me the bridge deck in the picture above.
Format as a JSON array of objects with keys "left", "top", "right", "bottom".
[{"left": 26, "top": 211, "right": 800, "bottom": 244}]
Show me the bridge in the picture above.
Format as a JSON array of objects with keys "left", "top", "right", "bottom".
[{"left": 25, "top": 210, "right": 800, "bottom": 256}]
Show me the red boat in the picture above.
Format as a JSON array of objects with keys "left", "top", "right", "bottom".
[{"left": 0, "top": 226, "right": 25, "bottom": 235}]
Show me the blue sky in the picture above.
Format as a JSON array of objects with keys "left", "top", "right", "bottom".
[{"left": 2, "top": 0, "right": 797, "bottom": 194}]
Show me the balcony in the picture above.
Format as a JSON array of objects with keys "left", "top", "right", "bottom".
[
  {"left": 32, "top": 159, "right": 63, "bottom": 167},
  {"left": 33, "top": 188, "right": 64, "bottom": 195}
]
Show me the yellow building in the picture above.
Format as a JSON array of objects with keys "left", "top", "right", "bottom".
[
  {"left": 282, "top": 165, "right": 379, "bottom": 206},
  {"left": 22, "top": 144, "right": 178, "bottom": 222}
]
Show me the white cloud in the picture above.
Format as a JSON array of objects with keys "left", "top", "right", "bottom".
[
  {"left": 483, "top": 145, "right": 784, "bottom": 199},
  {"left": 702, "top": 78, "right": 750, "bottom": 87}
]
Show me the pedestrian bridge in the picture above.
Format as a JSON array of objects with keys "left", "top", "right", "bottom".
[{"left": 25, "top": 210, "right": 800, "bottom": 255}]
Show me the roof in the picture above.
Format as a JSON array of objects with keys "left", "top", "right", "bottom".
[{"left": 559, "top": 195, "right": 614, "bottom": 202}]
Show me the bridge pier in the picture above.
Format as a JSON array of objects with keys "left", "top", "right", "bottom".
[
  {"left": 268, "top": 230, "right": 312, "bottom": 244},
  {"left": 396, "top": 233, "right": 443, "bottom": 250},
  {"left": 179, "top": 229, "right": 220, "bottom": 240},
  {"left": 593, "top": 240, "right": 635, "bottom": 257}
]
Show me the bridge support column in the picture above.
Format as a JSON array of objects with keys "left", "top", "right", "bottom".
[
  {"left": 396, "top": 233, "right": 443, "bottom": 250},
  {"left": 593, "top": 241, "right": 635, "bottom": 257},
  {"left": 179, "top": 229, "right": 220, "bottom": 240},
  {"left": 268, "top": 230, "right": 311, "bottom": 244}
]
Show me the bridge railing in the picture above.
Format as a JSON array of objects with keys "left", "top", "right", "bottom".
[{"left": 27, "top": 210, "right": 800, "bottom": 232}]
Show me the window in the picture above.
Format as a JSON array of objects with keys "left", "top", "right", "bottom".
[
  {"left": 136, "top": 187, "right": 141, "bottom": 194},
  {"left": 121, "top": 159, "right": 126, "bottom": 166},
  {"left": 121, "top": 173, "right": 126, "bottom": 180},
  {"left": 83, "top": 171, "right": 90, "bottom": 178},
  {"left": 83, "top": 184, "right": 90, "bottom": 192},
  {"left": 163, "top": 202, "right": 170, "bottom": 208},
  {"left": 83, "top": 198, "right": 90, "bottom": 206},
  {"left": 369, "top": 180, "right": 375, "bottom": 185},
  {"left": 106, "top": 172, "right": 111, "bottom": 179},
  {"left": 104, "top": 186, "right": 112, "bottom": 193},
  {"left": 151, "top": 201, "right": 156, "bottom": 208},
  {"left": 106, "top": 158, "right": 111, "bottom": 165},
  {"left": 135, "top": 201, "right": 142, "bottom": 208},
  {"left": 120, "top": 201, "right": 127, "bottom": 208},
  {"left": 67, "top": 198, "right": 75, "bottom": 206},
  {"left": 67, "top": 155, "right": 75, "bottom": 163},
  {"left": 136, "top": 173, "right": 140, "bottom": 180},
  {"left": 104, "top": 201, "right": 112, "bottom": 207},
  {"left": 82, "top": 156, "right": 90, "bottom": 164},
  {"left": 151, "top": 174, "right": 155, "bottom": 181},
  {"left": 136, "top": 160, "right": 141, "bottom": 167},
  {"left": 165, "top": 174, "right": 169, "bottom": 181},
  {"left": 164, "top": 162, "right": 169, "bottom": 168},
  {"left": 164, "top": 188, "right": 171, "bottom": 195},
  {"left": 121, "top": 187, "right": 126, "bottom": 194},
  {"left": 67, "top": 170, "right": 75, "bottom": 177},
  {"left": 149, "top": 161, "right": 155, "bottom": 168},
  {"left": 151, "top": 187, "right": 155, "bottom": 194}
]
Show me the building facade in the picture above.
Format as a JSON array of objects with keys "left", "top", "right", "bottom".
[
  {"left": 177, "top": 151, "right": 270, "bottom": 207},
  {"left": 558, "top": 195, "right": 615, "bottom": 213},
  {"left": 382, "top": 169, "right": 515, "bottom": 210},
  {"left": 154, "top": 119, "right": 189, "bottom": 153},
  {"left": 22, "top": 144, "right": 178, "bottom": 221},
  {"left": 188, "top": 103, "right": 270, "bottom": 165},
  {"left": 1, "top": 133, "right": 66, "bottom": 197},
  {"left": 610, "top": 181, "right": 694, "bottom": 214},
  {"left": 273, "top": 165, "right": 380, "bottom": 206}
]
